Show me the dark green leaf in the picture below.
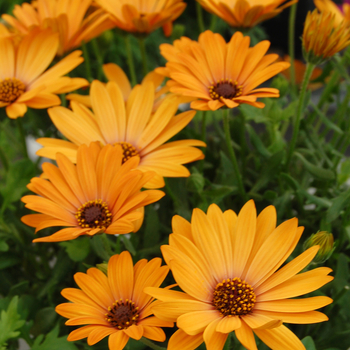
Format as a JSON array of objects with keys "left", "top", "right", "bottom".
[
  {"left": 0, "top": 296, "right": 25, "bottom": 347},
  {"left": 31, "top": 324, "right": 78, "bottom": 350},
  {"left": 326, "top": 188, "right": 350, "bottom": 223},
  {"left": 295, "top": 152, "right": 335, "bottom": 180},
  {"left": 60, "top": 236, "right": 90, "bottom": 262}
]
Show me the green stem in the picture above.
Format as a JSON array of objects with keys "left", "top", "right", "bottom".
[
  {"left": 91, "top": 38, "right": 104, "bottom": 80},
  {"left": 0, "top": 146, "right": 9, "bottom": 172},
  {"left": 199, "top": 111, "right": 207, "bottom": 172},
  {"left": 16, "top": 118, "right": 28, "bottom": 159},
  {"left": 196, "top": 2, "right": 205, "bottom": 33},
  {"left": 222, "top": 109, "right": 248, "bottom": 202},
  {"left": 99, "top": 234, "right": 114, "bottom": 258},
  {"left": 125, "top": 35, "right": 137, "bottom": 86},
  {"left": 286, "top": 62, "right": 315, "bottom": 168},
  {"left": 138, "top": 37, "right": 148, "bottom": 76},
  {"left": 288, "top": 3, "right": 298, "bottom": 97},
  {"left": 81, "top": 41, "right": 92, "bottom": 83},
  {"left": 139, "top": 337, "right": 166, "bottom": 350}
]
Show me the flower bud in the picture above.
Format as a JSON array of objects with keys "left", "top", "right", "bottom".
[{"left": 304, "top": 231, "right": 335, "bottom": 263}]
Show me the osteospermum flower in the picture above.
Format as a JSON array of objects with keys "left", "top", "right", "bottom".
[
  {"left": 56, "top": 251, "right": 173, "bottom": 349},
  {"left": 94, "top": 0, "right": 186, "bottom": 36},
  {"left": 302, "top": 9, "right": 350, "bottom": 64},
  {"left": 36, "top": 80, "right": 205, "bottom": 189},
  {"left": 314, "top": 0, "right": 350, "bottom": 26},
  {"left": 146, "top": 200, "right": 333, "bottom": 350},
  {"left": 196, "top": 0, "right": 297, "bottom": 28},
  {"left": 157, "top": 30, "right": 290, "bottom": 111},
  {"left": 21, "top": 142, "right": 164, "bottom": 242},
  {"left": 2, "top": 0, "right": 114, "bottom": 56},
  {"left": 0, "top": 28, "right": 87, "bottom": 119}
]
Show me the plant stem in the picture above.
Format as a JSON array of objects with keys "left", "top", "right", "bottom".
[
  {"left": 288, "top": 3, "right": 298, "bottom": 97},
  {"left": 196, "top": 2, "right": 205, "bottom": 33},
  {"left": 91, "top": 38, "right": 104, "bottom": 80},
  {"left": 16, "top": 118, "right": 28, "bottom": 159},
  {"left": 285, "top": 62, "right": 315, "bottom": 168},
  {"left": 125, "top": 35, "right": 137, "bottom": 86},
  {"left": 222, "top": 109, "right": 248, "bottom": 202},
  {"left": 138, "top": 36, "right": 148, "bottom": 76},
  {"left": 139, "top": 337, "right": 166, "bottom": 350},
  {"left": 81, "top": 41, "right": 92, "bottom": 83}
]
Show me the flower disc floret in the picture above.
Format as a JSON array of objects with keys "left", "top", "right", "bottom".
[
  {"left": 0, "top": 78, "right": 26, "bottom": 103},
  {"left": 106, "top": 299, "right": 139, "bottom": 329},
  {"left": 76, "top": 199, "right": 112, "bottom": 229},
  {"left": 213, "top": 277, "right": 256, "bottom": 317},
  {"left": 115, "top": 142, "right": 139, "bottom": 164},
  {"left": 209, "top": 79, "right": 243, "bottom": 100}
]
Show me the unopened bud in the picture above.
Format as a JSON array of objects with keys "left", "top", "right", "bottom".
[{"left": 304, "top": 231, "right": 335, "bottom": 263}]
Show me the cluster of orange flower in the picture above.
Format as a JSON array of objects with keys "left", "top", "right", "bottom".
[{"left": 1, "top": 0, "right": 346, "bottom": 349}]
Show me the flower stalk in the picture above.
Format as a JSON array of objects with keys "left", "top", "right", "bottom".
[
  {"left": 223, "top": 108, "right": 248, "bottom": 201},
  {"left": 286, "top": 62, "right": 315, "bottom": 168}
]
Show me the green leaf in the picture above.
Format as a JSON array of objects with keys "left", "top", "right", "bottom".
[
  {"left": 250, "top": 151, "right": 284, "bottom": 193},
  {"left": 0, "top": 158, "right": 37, "bottom": 215},
  {"left": 60, "top": 236, "right": 90, "bottom": 262},
  {"left": 120, "top": 235, "right": 136, "bottom": 256},
  {"left": 0, "top": 240, "right": 9, "bottom": 252},
  {"left": 0, "top": 253, "right": 21, "bottom": 270},
  {"left": 31, "top": 324, "right": 78, "bottom": 350},
  {"left": 294, "top": 152, "right": 335, "bottom": 180},
  {"left": 143, "top": 206, "right": 160, "bottom": 249},
  {"left": 0, "top": 296, "right": 25, "bottom": 348},
  {"left": 326, "top": 188, "right": 350, "bottom": 223},
  {"left": 186, "top": 173, "right": 205, "bottom": 193},
  {"left": 245, "top": 124, "right": 271, "bottom": 158},
  {"left": 31, "top": 307, "right": 57, "bottom": 336},
  {"left": 302, "top": 336, "right": 316, "bottom": 350}
]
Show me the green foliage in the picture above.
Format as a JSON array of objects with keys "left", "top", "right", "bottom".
[
  {"left": 31, "top": 325, "right": 78, "bottom": 350},
  {"left": 0, "top": 296, "right": 25, "bottom": 349}
]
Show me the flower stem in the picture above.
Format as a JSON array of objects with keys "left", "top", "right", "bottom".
[
  {"left": 196, "top": 2, "right": 205, "bottom": 33},
  {"left": 139, "top": 337, "right": 166, "bottom": 350},
  {"left": 81, "top": 41, "right": 92, "bottom": 83},
  {"left": 288, "top": 3, "right": 298, "bottom": 97},
  {"left": 16, "top": 118, "right": 28, "bottom": 159},
  {"left": 222, "top": 109, "right": 248, "bottom": 202},
  {"left": 125, "top": 35, "right": 137, "bottom": 86},
  {"left": 138, "top": 36, "right": 148, "bottom": 76},
  {"left": 286, "top": 62, "right": 315, "bottom": 168}
]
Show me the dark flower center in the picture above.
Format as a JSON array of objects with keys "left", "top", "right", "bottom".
[
  {"left": 209, "top": 79, "right": 243, "bottom": 100},
  {"left": 115, "top": 142, "right": 139, "bottom": 164},
  {"left": 76, "top": 199, "right": 112, "bottom": 229},
  {"left": 212, "top": 277, "right": 256, "bottom": 317},
  {"left": 0, "top": 78, "right": 26, "bottom": 103},
  {"left": 105, "top": 299, "right": 139, "bottom": 329}
]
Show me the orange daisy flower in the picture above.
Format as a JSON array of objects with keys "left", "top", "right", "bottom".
[
  {"left": 0, "top": 28, "right": 88, "bottom": 119},
  {"left": 196, "top": 0, "right": 297, "bottom": 28},
  {"left": 56, "top": 251, "right": 173, "bottom": 349},
  {"left": 157, "top": 30, "right": 290, "bottom": 111},
  {"left": 2, "top": 0, "right": 114, "bottom": 56},
  {"left": 302, "top": 9, "right": 350, "bottom": 64},
  {"left": 21, "top": 142, "right": 164, "bottom": 242},
  {"left": 36, "top": 80, "right": 205, "bottom": 189},
  {"left": 146, "top": 200, "right": 333, "bottom": 350},
  {"left": 94, "top": 0, "right": 186, "bottom": 36},
  {"left": 314, "top": 0, "right": 350, "bottom": 27}
]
